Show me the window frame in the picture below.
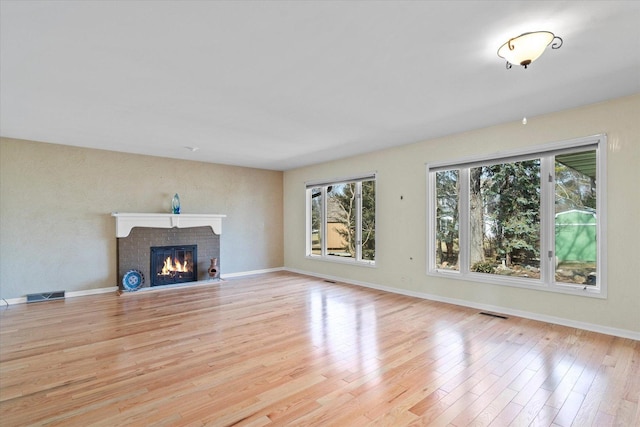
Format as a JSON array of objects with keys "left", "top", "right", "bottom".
[
  {"left": 306, "top": 173, "right": 376, "bottom": 266},
  {"left": 426, "top": 134, "right": 607, "bottom": 298}
]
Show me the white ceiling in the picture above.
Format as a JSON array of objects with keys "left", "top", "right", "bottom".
[{"left": 1, "top": 1, "right": 639, "bottom": 171}]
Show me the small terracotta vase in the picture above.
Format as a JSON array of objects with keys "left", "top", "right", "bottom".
[{"left": 208, "top": 258, "right": 219, "bottom": 279}]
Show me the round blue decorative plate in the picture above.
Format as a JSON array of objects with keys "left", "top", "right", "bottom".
[{"left": 122, "top": 270, "right": 144, "bottom": 291}]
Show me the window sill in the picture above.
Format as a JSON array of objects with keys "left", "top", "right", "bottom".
[{"left": 306, "top": 255, "right": 376, "bottom": 268}]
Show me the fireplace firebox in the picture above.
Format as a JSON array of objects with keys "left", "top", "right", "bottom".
[{"left": 150, "top": 245, "right": 197, "bottom": 286}]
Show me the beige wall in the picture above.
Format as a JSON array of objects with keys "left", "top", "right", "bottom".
[
  {"left": 283, "top": 94, "right": 640, "bottom": 334},
  {"left": 0, "top": 138, "right": 283, "bottom": 299}
]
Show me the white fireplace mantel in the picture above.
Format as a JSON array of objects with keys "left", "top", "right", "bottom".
[{"left": 111, "top": 212, "right": 226, "bottom": 238}]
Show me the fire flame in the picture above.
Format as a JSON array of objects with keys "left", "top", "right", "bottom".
[{"left": 159, "top": 256, "right": 190, "bottom": 276}]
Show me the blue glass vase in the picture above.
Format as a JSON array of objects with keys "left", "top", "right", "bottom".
[{"left": 172, "top": 193, "right": 181, "bottom": 214}]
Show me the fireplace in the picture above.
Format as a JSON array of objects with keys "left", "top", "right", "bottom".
[
  {"left": 150, "top": 245, "right": 197, "bottom": 286},
  {"left": 112, "top": 213, "right": 225, "bottom": 292}
]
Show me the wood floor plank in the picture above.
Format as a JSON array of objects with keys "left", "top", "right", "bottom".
[{"left": 0, "top": 271, "right": 638, "bottom": 426}]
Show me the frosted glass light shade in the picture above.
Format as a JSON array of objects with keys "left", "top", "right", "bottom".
[{"left": 497, "top": 31, "right": 556, "bottom": 68}]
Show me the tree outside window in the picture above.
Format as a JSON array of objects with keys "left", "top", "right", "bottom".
[
  {"left": 307, "top": 177, "right": 375, "bottom": 264},
  {"left": 429, "top": 137, "right": 604, "bottom": 295}
]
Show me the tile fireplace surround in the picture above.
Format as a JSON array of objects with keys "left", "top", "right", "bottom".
[{"left": 112, "top": 213, "right": 225, "bottom": 291}]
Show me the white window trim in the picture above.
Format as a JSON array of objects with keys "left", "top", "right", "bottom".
[
  {"left": 426, "top": 134, "right": 607, "bottom": 298},
  {"left": 306, "top": 173, "right": 376, "bottom": 266}
]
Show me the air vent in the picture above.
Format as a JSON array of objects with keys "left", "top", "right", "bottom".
[
  {"left": 479, "top": 311, "right": 508, "bottom": 319},
  {"left": 26, "top": 291, "right": 65, "bottom": 303}
]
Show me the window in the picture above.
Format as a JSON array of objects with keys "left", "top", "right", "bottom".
[
  {"left": 307, "top": 174, "right": 376, "bottom": 265},
  {"left": 428, "top": 135, "right": 606, "bottom": 297}
]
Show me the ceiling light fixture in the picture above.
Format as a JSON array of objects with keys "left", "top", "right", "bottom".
[{"left": 497, "top": 31, "right": 563, "bottom": 69}]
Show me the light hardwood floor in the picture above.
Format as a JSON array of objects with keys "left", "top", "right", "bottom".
[{"left": 1, "top": 272, "right": 638, "bottom": 426}]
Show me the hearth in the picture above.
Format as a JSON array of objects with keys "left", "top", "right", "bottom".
[{"left": 150, "top": 245, "right": 197, "bottom": 286}]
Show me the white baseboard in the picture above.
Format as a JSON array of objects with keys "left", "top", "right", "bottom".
[
  {"left": 67, "top": 287, "right": 118, "bottom": 297},
  {"left": 284, "top": 268, "right": 640, "bottom": 341},
  {"left": 221, "top": 267, "right": 284, "bottom": 279},
  {"left": 2, "top": 296, "right": 27, "bottom": 305},
  {"left": 2, "top": 286, "right": 119, "bottom": 305}
]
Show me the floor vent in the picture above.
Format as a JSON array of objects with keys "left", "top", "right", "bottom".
[
  {"left": 324, "top": 280, "right": 336, "bottom": 283},
  {"left": 26, "top": 291, "right": 66, "bottom": 303},
  {"left": 479, "top": 311, "right": 508, "bottom": 319}
]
